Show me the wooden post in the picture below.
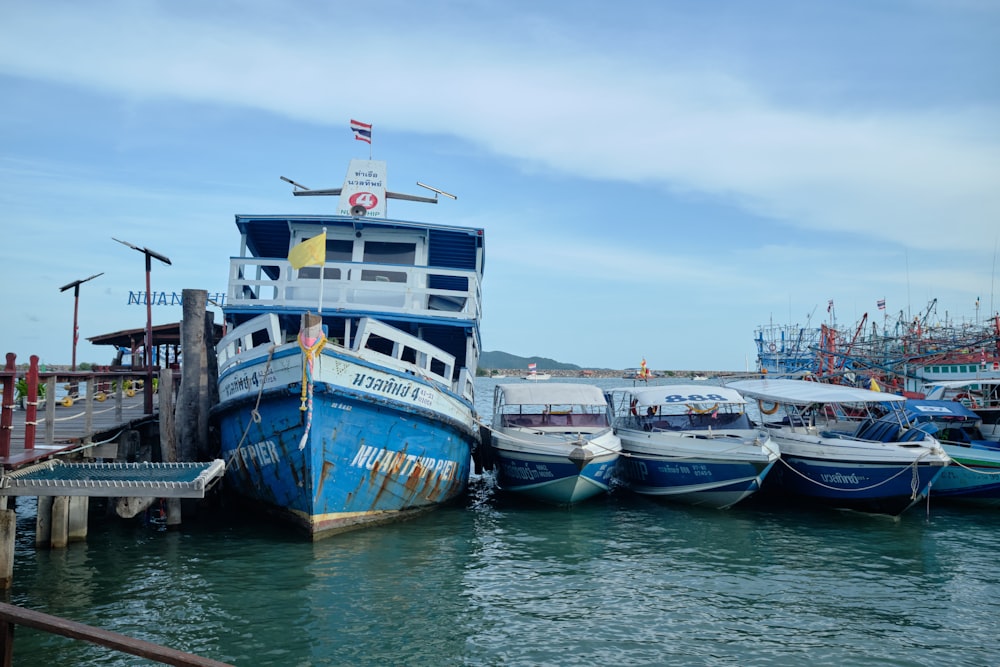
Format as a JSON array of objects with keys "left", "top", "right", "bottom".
[
  {"left": 67, "top": 497, "right": 88, "bottom": 543},
  {"left": 177, "top": 289, "right": 207, "bottom": 462},
  {"left": 83, "top": 378, "right": 94, "bottom": 441},
  {"left": 0, "top": 354, "right": 15, "bottom": 459},
  {"left": 24, "top": 356, "right": 38, "bottom": 450},
  {"left": 50, "top": 497, "right": 69, "bottom": 549},
  {"left": 35, "top": 496, "right": 52, "bottom": 547},
  {"left": 44, "top": 377, "right": 56, "bottom": 446},
  {"left": 159, "top": 369, "right": 182, "bottom": 528},
  {"left": 0, "top": 509, "right": 15, "bottom": 590},
  {"left": 159, "top": 369, "right": 176, "bottom": 463}
]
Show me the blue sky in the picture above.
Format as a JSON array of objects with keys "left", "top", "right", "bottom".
[{"left": 1, "top": 0, "right": 998, "bottom": 371}]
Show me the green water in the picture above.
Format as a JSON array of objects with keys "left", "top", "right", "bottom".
[
  {"left": 8, "top": 488, "right": 1000, "bottom": 666},
  {"left": 6, "top": 378, "right": 1000, "bottom": 666}
]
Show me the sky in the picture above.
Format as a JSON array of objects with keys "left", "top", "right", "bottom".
[{"left": 1, "top": 0, "right": 999, "bottom": 372}]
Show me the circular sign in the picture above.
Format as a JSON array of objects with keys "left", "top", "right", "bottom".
[{"left": 349, "top": 192, "right": 379, "bottom": 210}]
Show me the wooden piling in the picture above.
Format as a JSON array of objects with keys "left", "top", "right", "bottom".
[
  {"left": 0, "top": 510, "right": 15, "bottom": 590},
  {"left": 50, "top": 497, "right": 69, "bottom": 549},
  {"left": 67, "top": 497, "right": 88, "bottom": 543},
  {"left": 177, "top": 289, "right": 208, "bottom": 462},
  {"left": 35, "top": 496, "right": 52, "bottom": 547}
]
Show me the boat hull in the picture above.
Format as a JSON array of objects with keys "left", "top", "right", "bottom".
[
  {"left": 214, "top": 345, "right": 476, "bottom": 538},
  {"left": 930, "top": 445, "right": 1000, "bottom": 506},
  {"left": 616, "top": 455, "right": 776, "bottom": 509},
  {"left": 490, "top": 446, "right": 618, "bottom": 505},
  {"left": 763, "top": 455, "right": 945, "bottom": 515}
]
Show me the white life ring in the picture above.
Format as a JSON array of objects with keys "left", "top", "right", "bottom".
[{"left": 768, "top": 343, "right": 777, "bottom": 352}]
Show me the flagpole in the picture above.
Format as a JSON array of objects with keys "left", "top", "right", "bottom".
[{"left": 317, "top": 227, "right": 328, "bottom": 314}]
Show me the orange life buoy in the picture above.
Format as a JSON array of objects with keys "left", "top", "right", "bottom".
[
  {"left": 758, "top": 399, "right": 780, "bottom": 415},
  {"left": 630, "top": 399, "right": 638, "bottom": 416}
]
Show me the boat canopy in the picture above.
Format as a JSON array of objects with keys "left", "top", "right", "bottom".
[
  {"left": 612, "top": 385, "right": 746, "bottom": 407},
  {"left": 727, "top": 379, "right": 905, "bottom": 405},
  {"left": 496, "top": 383, "right": 608, "bottom": 406},
  {"left": 902, "top": 399, "right": 982, "bottom": 422}
]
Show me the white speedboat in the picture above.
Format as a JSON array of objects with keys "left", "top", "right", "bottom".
[
  {"left": 726, "top": 379, "right": 950, "bottom": 516},
  {"left": 487, "top": 383, "right": 620, "bottom": 505},
  {"left": 608, "top": 385, "right": 779, "bottom": 509}
]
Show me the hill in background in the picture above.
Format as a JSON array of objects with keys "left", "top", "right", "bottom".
[{"left": 480, "top": 351, "right": 585, "bottom": 371}]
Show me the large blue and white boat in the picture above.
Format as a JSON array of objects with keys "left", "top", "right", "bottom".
[
  {"left": 488, "top": 383, "right": 621, "bottom": 505},
  {"left": 726, "top": 379, "right": 950, "bottom": 516},
  {"left": 212, "top": 158, "right": 484, "bottom": 538},
  {"left": 608, "top": 385, "right": 780, "bottom": 509}
]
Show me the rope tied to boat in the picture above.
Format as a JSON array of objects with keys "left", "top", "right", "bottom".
[
  {"left": 230, "top": 345, "right": 276, "bottom": 468},
  {"left": 297, "top": 330, "right": 327, "bottom": 451}
]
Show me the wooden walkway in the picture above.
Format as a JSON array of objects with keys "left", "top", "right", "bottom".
[
  {"left": 1, "top": 354, "right": 158, "bottom": 470},
  {"left": 0, "top": 391, "right": 154, "bottom": 468}
]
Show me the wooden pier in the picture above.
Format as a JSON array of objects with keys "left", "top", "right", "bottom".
[{"left": 0, "top": 353, "right": 158, "bottom": 468}]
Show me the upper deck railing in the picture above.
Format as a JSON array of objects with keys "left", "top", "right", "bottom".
[{"left": 225, "top": 257, "right": 482, "bottom": 323}]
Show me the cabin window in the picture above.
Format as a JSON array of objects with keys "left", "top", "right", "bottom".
[{"left": 363, "top": 241, "right": 416, "bottom": 266}]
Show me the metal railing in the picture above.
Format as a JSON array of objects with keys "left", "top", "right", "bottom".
[
  {"left": 0, "top": 601, "right": 232, "bottom": 667},
  {"left": 225, "top": 257, "right": 482, "bottom": 322}
]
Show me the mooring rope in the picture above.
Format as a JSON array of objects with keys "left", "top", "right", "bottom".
[{"left": 230, "top": 345, "right": 275, "bottom": 467}]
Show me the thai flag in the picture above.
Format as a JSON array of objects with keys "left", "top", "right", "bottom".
[
  {"left": 528, "top": 363, "right": 537, "bottom": 370},
  {"left": 350, "top": 119, "right": 372, "bottom": 144},
  {"left": 877, "top": 298, "right": 886, "bottom": 310}
]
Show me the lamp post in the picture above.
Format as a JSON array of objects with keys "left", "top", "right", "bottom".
[
  {"left": 114, "top": 238, "right": 171, "bottom": 415},
  {"left": 58, "top": 272, "right": 103, "bottom": 372}
]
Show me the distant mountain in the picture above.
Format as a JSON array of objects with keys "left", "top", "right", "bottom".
[{"left": 480, "top": 351, "right": 582, "bottom": 371}]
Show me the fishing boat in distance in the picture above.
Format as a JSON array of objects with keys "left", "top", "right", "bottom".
[
  {"left": 608, "top": 385, "right": 780, "bottom": 508},
  {"left": 521, "top": 363, "right": 551, "bottom": 381},
  {"left": 211, "top": 157, "right": 485, "bottom": 538},
  {"left": 488, "top": 383, "right": 621, "bottom": 505},
  {"left": 726, "top": 379, "right": 950, "bottom": 516}
]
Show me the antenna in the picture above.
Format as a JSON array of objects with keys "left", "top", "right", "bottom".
[
  {"left": 280, "top": 176, "right": 311, "bottom": 191},
  {"left": 416, "top": 182, "right": 457, "bottom": 200}
]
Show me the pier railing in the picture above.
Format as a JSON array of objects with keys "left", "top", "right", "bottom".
[
  {"left": 0, "top": 353, "right": 157, "bottom": 459},
  {"left": 0, "top": 601, "right": 232, "bottom": 667}
]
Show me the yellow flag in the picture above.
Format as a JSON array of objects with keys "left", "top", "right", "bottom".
[
  {"left": 288, "top": 232, "right": 327, "bottom": 269},
  {"left": 870, "top": 378, "right": 881, "bottom": 392}
]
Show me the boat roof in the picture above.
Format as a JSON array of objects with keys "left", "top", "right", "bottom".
[
  {"left": 611, "top": 385, "right": 746, "bottom": 406},
  {"left": 234, "top": 214, "right": 486, "bottom": 271},
  {"left": 496, "top": 383, "right": 608, "bottom": 406},
  {"left": 726, "top": 378, "right": 905, "bottom": 405},
  {"left": 900, "top": 399, "right": 981, "bottom": 421},
  {"left": 922, "top": 379, "right": 1000, "bottom": 389}
]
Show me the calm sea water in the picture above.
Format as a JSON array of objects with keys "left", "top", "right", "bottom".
[{"left": 7, "top": 378, "right": 1000, "bottom": 666}]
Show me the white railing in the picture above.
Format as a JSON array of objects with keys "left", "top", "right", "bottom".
[
  {"left": 225, "top": 258, "right": 482, "bottom": 321},
  {"left": 216, "top": 312, "right": 474, "bottom": 401}
]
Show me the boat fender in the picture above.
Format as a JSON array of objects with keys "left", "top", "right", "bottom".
[{"left": 758, "top": 400, "right": 780, "bottom": 415}]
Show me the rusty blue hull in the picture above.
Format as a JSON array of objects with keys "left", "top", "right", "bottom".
[{"left": 214, "top": 356, "right": 475, "bottom": 538}]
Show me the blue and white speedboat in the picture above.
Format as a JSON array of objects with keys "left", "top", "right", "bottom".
[
  {"left": 881, "top": 399, "right": 1000, "bottom": 506},
  {"left": 608, "top": 385, "right": 780, "bottom": 509},
  {"left": 726, "top": 379, "right": 950, "bottom": 516},
  {"left": 488, "top": 383, "right": 621, "bottom": 505},
  {"left": 922, "top": 379, "right": 1000, "bottom": 442},
  {"left": 212, "top": 158, "right": 484, "bottom": 538}
]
